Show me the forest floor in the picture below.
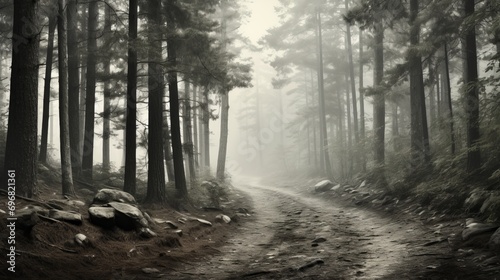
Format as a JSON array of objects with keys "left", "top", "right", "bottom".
[{"left": 1, "top": 175, "right": 500, "bottom": 279}]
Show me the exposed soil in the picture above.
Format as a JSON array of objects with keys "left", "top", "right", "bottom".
[{"left": 1, "top": 176, "right": 499, "bottom": 280}]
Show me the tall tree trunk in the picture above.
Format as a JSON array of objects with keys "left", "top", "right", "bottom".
[
  {"left": 310, "top": 70, "right": 318, "bottom": 169},
  {"left": 202, "top": 87, "right": 210, "bottom": 169},
  {"left": 409, "top": 0, "right": 431, "bottom": 169},
  {"left": 163, "top": 105, "right": 175, "bottom": 182},
  {"left": 124, "top": 0, "right": 137, "bottom": 195},
  {"left": 146, "top": 0, "right": 166, "bottom": 203},
  {"left": 79, "top": 3, "right": 86, "bottom": 160},
  {"left": 344, "top": 74, "right": 353, "bottom": 177},
  {"left": 40, "top": 13, "right": 56, "bottom": 164},
  {"left": 67, "top": 0, "right": 81, "bottom": 178},
  {"left": 463, "top": 0, "right": 481, "bottom": 172},
  {"left": 372, "top": 20, "right": 386, "bottom": 181},
  {"left": 305, "top": 73, "right": 312, "bottom": 166},
  {"left": 216, "top": 1, "right": 230, "bottom": 180},
  {"left": 3, "top": 0, "right": 39, "bottom": 197},
  {"left": 184, "top": 80, "right": 196, "bottom": 182},
  {"left": 166, "top": 0, "right": 188, "bottom": 198},
  {"left": 316, "top": 9, "right": 334, "bottom": 179},
  {"left": 58, "top": 0, "right": 76, "bottom": 196},
  {"left": 345, "top": 0, "right": 359, "bottom": 170},
  {"left": 102, "top": 5, "right": 111, "bottom": 173},
  {"left": 193, "top": 85, "right": 199, "bottom": 167},
  {"left": 359, "top": 30, "right": 366, "bottom": 171},
  {"left": 442, "top": 43, "right": 456, "bottom": 155},
  {"left": 82, "top": 0, "right": 98, "bottom": 181},
  {"left": 216, "top": 92, "right": 229, "bottom": 179},
  {"left": 428, "top": 57, "right": 436, "bottom": 130}
]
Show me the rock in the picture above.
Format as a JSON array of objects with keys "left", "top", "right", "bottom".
[
  {"left": 75, "top": 233, "right": 90, "bottom": 247},
  {"left": 331, "top": 184, "right": 343, "bottom": 193},
  {"left": 462, "top": 223, "right": 499, "bottom": 241},
  {"left": 178, "top": 217, "right": 187, "bottom": 224},
  {"left": 480, "top": 192, "right": 500, "bottom": 220},
  {"left": 17, "top": 211, "right": 40, "bottom": 232},
  {"left": 49, "top": 209, "right": 83, "bottom": 225},
  {"left": 92, "top": 188, "right": 136, "bottom": 205},
  {"left": 108, "top": 202, "right": 148, "bottom": 230},
  {"left": 314, "top": 180, "right": 334, "bottom": 193},
  {"left": 173, "top": 230, "right": 183, "bottom": 237},
  {"left": 215, "top": 214, "right": 231, "bottom": 224},
  {"left": 194, "top": 218, "right": 212, "bottom": 227},
  {"left": 359, "top": 181, "right": 367, "bottom": 188},
  {"left": 465, "top": 189, "right": 489, "bottom": 213},
  {"left": 48, "top": 199, "right": 85, "bottom": 210},
  {"left": 142, "top": 268, "right": 160, "bottom": 274},
  {"left": 88, "top": 206, "right": 115, "bottom": 228},
  {"left": 488, "top": 228, "right": 500, "bottom": 251},
  {"left": 138, "top": 228, "right": 157, "bottom": 239}
]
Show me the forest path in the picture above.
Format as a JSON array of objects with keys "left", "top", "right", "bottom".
[{"left": 162, "top": 179, "right": 481, "bottom": 280}]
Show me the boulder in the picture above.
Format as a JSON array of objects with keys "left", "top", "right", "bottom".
[
  {"left": 108, "top": 202, "right": 148, "bottom": 230},
  {"left": 331, "top": 184, "right": 343, "bottom": 193},
  {"left": 88, "top": 206, "right": 115, "bottom": 228},
  {"left": 314, "top": 180, "right": 334, "bottom": 193},
  {"left": 465, "top": 189, "right": 489, "bottom": 213},
  {"left": 48, "top": 199, "right": 85, "bottom": 210},
  {"left": 49, "top": 209, "right": 83, "bottom": 225},
  {"left": 488, "top": 227, "right": 500, "bottom": 251},
  {"left": 462, "top": 223, "right": 499, "bottom": 241},
  {"left": 92, "top": 188, "right": 136, "bottom": 205},
  {"left": 480, "top": 192, "right": 500, "bottom": 220}
]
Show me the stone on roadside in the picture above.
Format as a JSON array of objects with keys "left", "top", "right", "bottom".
[
  {"left": 215, "top": 214, "right": 231, "bottom": 224},
  {"left": 49, "top": 209, "right": 83, "bottom": 225},
  {"left": 462, "top": 223, "right": 499, "bottom": 241},
  {"left": 108, "top": 202, "right": 148, "bottom": 230},
  {"left": 88, "top": 206, "right": 115, "bottom": 228},
  {"left": 314, "top": 180, "right": 334, "bottom": 193},
  {"left": 75, "top": 233, "right": 90, "bottom": 247},
  {"left": 92, "top": 188, "right": 137, "bottom": 205},
  {"left": 195, "top": 218, "right": 212, "bottom": 227}
]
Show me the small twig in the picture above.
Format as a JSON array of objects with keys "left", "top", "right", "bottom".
[{"left": 35, "top": 234, "right": 78, "bottom": 254}]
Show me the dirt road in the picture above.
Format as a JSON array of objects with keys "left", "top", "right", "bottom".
[{"left": 163, "top": 180, "right": 493, "bottom": 280}]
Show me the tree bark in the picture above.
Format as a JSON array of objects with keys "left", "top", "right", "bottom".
[
  {"left": 40, "top": 13, "right": 56, "bottom": 164},
  {"left": 146, "top": 0, "right": 166, "bottom": 203},
  {"left": 82, "top": 0, "right": 98, "bottom": 181},
  {"left": 166, "top": 0, "right": 188, "bottom": 198},
  {"left": 216, "top": 92, "right": 229, "bottom": 180},
  {"left": 193, "top": 85, "right": 199, "bottom": 167},
  {"left": 183, "top": 80, "right": 196, "bottom": 182},
  {"left": 102, "top": 5, "right": 111, "bottom": 173},
  {"left": 202, "top": 87, "right": 210, "bottom": 169},
  {"left": 315, "top": 9, "right": 334, "bottom": 180},
  {"left": 3, "top": 0, "right": 40, "bottom": 197},
  {"left": 463, "top": 0, "right": 481, "bottom": 173},
  {"left": 359, "top": 30, "right": 366, "bottom": 172},
  {"left": 372, "top": 20, "right": 386, "bottom": 181},
  {"left": 345, "top": 0, "right": 359, "bottom": 170},
  {"left": 163, "top": 103, "right": 175, "bottom": 182},
  {"left": 58, "top": 0, "right": 76, "bottom": 196},
  {"left": 442, "top": 43, "right": 456, "bottom": 155},
  {"left": 124, "top": 0, "right": 137, "bottom": 195},
  {"left": 67, "top": 0, "right": 81, "bottom": 178},
  {"left": 409, "top": 0, "right": 431, "bottom": 169}
]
